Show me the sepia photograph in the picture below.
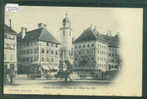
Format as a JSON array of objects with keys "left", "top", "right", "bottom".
[{"left": 3, "top": 6, "right": 142, "bottom": 96}]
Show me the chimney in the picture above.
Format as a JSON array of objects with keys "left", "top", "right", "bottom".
[
  {"left": 38, "top": 23, "right": 47, "bottom": 28},
  {"left": 21, "top": 27, "right": 27, "bottom": 39},
  {"left": 9, "top": 19, "right": 12, "bottom": 29}
]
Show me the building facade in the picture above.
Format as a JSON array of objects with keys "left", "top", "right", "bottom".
[
  {"left": 73, "top": 26, "right": 120, "bottom": 80},
  {"left": 4, "top": 24, "right": 17, "bottom": 83},
  {"left": 17, "top": 23, "right": 60, "bottom": 76}
]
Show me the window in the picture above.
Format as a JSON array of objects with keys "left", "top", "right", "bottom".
[
  {"left": 51, "top": 58, "right": 54, "bottom": 62},
  {"left": 83, "top": 44, "right": 85, "bottom": 48},
  {"left": 87, "top": 50, "right": 89, "bottom": 53},
  {"left": 4, "top": 34, "right": 7, "bottom": 38},
  {"left": 47, "top": 42, "right": 49, "bottom": 46},
  {"left": 87, "top": 44, "right": 89, "bottom": 47},
  {"left": 79, "top": 51, "right": 81, "bottom": 54},
  {"left": 47, "top": 57, "right": 49, "bottom": 62},
  {"left": 27, "top": 42, "right": 29, "bottom": 46},
  {"left": 30, "top": 49, "right": 33, "bottom": 54},
  {"left": 42, "top": 49, "right": 44, "bottom": 53},
  {"left": 27, "top": 58, "right": 29, "bottom": 62},
  {"left": 34, "top": 48, "right": 38, "bottom": 53},
  {"left": 63, "top": 32, "right": 65, "bottom": 36},
  {"left": 91, "top": 43, "right": 94, "bottom": 47},
  {"left": 56, "top": 44, "right": 58, "bottom": 48},
  {"left": 27, "top": 50, "right": 29, "bottom": 54},
  {"left": 56, "top": 51, "right": 58, "bottom": 55},
  {"left": 79, "top": 45, "right": 81, "bottom": 48},
  {"left": 51, "top": 50, "right": 54, "bottom": 55},
  {"left": 30, "top": 57, "right": 33, "bottom": 62},
  {"left": 4, "top": 54, "right": 6, "bottom": 60},
  {"left": 30, "top": 42, "right": 32, "bottom": 46},
  {"left": 75, "top": 58, "right": 77, "bottom": 60},
  {"left": 47, "top": 50, "right": 49, "bottom": 54},
  {"left": 42, "top": 57, "right": 44, "bottom": 62}
]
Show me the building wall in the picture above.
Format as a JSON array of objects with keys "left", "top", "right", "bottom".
[
  {"left": 18, "top": 41, "right": 39, "bottom": 66},
  {"left": 4, "top": 33, "right": 17, "bottom": 71},
  {"left": 95, "top": 41, "right": 109, "bottom": 72},
  {"left": 39, "top": 41, "right": 60, "bottom": 71},
  {"left": 18, "top": 40, "right": 60, "bottom": 73},
  {"left": 108, "top": 47, "right": 119, "bottom": 71},
  {"left": 73, "top": 41, "right": 96, "bottom": 71},
  {"left": 73, "top": 39, "right": 119, "bottom": 79}
]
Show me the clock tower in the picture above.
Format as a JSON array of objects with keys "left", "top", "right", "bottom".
[{"left": 59, "top": 13, "right": 72, "bottom": 71}]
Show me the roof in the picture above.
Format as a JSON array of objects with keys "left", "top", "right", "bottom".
[
  {"left": 107, "top": 35, "right": 119, "bottom": 48},
  {"left": 74, "top": 28, "right": 97, "bottom": 43},
  {"left": 4, "top": 24, "right": 17, "bottom": 35},
  {"left": 73, "top": 27, "right": 119, "bottom": 48},
  {"left": 22, "top": 28, "right": 60, "bottom": 44}
]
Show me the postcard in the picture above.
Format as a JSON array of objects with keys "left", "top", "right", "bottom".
[{"left": 3, "top": 5, "right": 143, "bottom": 96}]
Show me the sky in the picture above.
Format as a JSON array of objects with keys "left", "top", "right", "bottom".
[{"left": 5, "top": 6, "right": 141, "bottom": 40}]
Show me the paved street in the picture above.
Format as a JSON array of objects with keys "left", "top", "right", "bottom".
[{"left": 4, "top": 75, "right": 112, "bottom": 92}]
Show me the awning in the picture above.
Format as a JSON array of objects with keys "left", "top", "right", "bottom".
[
  {"left": 42, "top": 65, "right": 50, "bottom": 70},
  {"left": 42, "top": 65, "right": 58, "bottom": 72}
]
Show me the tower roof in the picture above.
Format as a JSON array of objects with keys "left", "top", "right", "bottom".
[
  {"left": 62, "top": 13, "right": 70, "bottom": 24},
  {"left": 22, "top": 28, "right": 60, "bottom": 44}
]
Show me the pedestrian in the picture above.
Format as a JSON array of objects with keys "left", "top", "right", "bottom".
[{"left": 9, "top": 68, "right": 16, "bottom": 84}]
